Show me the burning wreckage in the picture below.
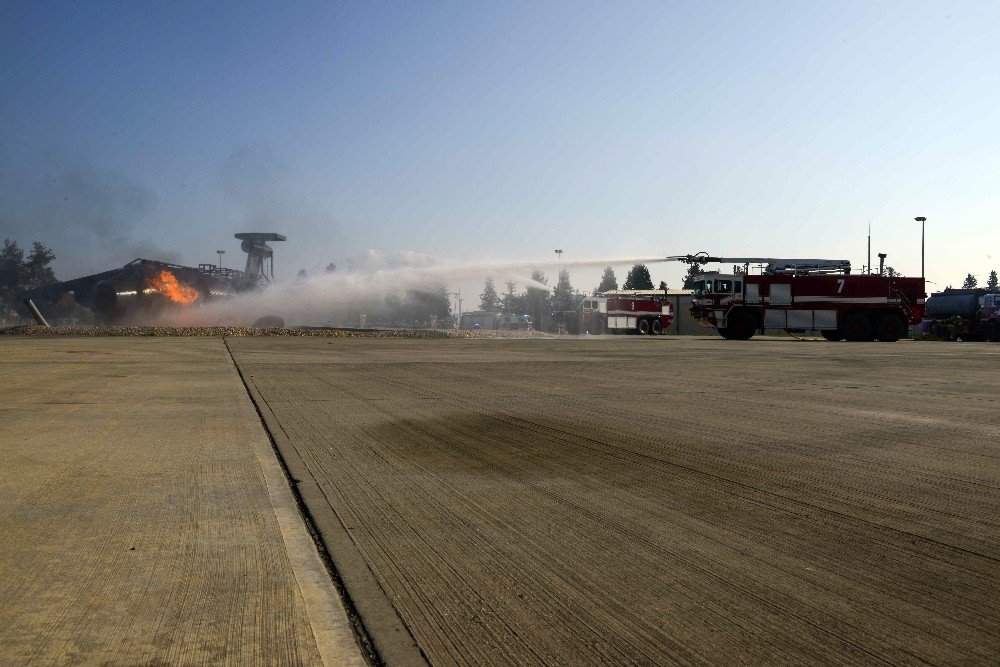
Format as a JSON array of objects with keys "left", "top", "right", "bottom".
[{"left": 19, "top": 233, "right": 285, "bottom": 326}]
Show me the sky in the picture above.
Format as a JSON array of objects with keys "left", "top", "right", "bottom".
[{"left": 2, "top": 0, "right": 999, "bottom": 304}]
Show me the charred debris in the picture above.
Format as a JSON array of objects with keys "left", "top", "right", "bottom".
[{"left": 18, "top": 233, "right": 285, "bottom": 325}]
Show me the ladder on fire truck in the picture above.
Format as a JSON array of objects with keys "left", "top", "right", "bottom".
[
  {"left": 666, "top": 253, "right": 851, "bottom": 275},
  {"left": 890, "top": 285, "right": 917, "bottom": 323}
]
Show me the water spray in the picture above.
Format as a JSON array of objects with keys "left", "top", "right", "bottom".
[{"left": 170, "top": 252, "right": 671, "bottom": 327}]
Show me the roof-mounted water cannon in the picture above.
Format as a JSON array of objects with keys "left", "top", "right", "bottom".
[
  {"left": 236, "top": 232, "right": 286, "bottom": 284},
  {"left": 665, "top": 252, "right": 851, "bottom": 275}
]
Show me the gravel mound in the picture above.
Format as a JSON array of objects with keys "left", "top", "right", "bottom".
[{"left": 0, "top": 324, "right": 549, "bottom": 339}]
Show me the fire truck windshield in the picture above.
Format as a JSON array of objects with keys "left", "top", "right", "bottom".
[
  {"left": 693, "top": 279, "right": 713, "bottom": 296},
  {"left": 714, "top": 279, "right": 733, "bottom": 293}
]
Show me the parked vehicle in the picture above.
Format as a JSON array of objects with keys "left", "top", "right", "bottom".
[
  {"left": 604, "top": 292, "right": 674, "bottom": 335},
  {"left": 922, "top": 289, "right": 1000, "bottom": 341}
]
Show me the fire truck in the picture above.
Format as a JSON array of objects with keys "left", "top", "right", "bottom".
[
  {"left": 604, "top": 291, "right": 675, "bottom": 335},
  {"left": 667, "top": 253, "right": 925, "bottom": 341}
]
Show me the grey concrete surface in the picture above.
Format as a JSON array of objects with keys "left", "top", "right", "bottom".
[
  {"left": 229, "top": 336, "right": 1000, "bottom": 666},
  {"left": 0, "top": 337, "right": 361, "bottom": 665}
]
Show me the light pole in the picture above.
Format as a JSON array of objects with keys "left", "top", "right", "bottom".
[
  {"left": 216, "top": 249, "right": 225, "bottom": 269},
  {"left": 449, "top": 291, "right": 462, "bottom": 326},
  {"left": 554, "top": 249, "right": 563, "bottom": 264},
  {"left": 915, "top": 217, "right": 926, "bottom": 279}
]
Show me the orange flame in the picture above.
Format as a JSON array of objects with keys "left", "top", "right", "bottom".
[{"left": 147, "top": 270, "right": 200, "bottom": 305}]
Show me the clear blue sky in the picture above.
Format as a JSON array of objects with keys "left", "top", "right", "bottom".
[{"left": 2, "top": 0, "right": 998, "bottom": 295}]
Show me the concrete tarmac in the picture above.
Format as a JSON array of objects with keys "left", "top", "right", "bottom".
[
  {"left": 0, "top": 337, "right": 362, "bottom": 665},
  {"left": 230, "top": 335, "right": 1000, "bottom": 666},
  {"left": 4, "top": 334, "right": 1000, "bottom": 665}
]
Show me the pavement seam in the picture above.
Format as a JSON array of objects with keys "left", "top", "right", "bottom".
[
  {"left": 228, "top": 362, "right": 367, "bottom": 666},
  {"left": 223, "top": 337, "right": 428, "bottom": 667}
]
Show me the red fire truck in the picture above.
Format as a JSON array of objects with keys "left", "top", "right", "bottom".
[
  {"left": 604, "top": 291, "right": 675, "bottom": 335},
  {"left": 668, "top": 254, "right": 925, "bottom": 341}
]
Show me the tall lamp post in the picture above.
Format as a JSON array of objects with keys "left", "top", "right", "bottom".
[
  {"left": 216, "top": 249, "right": 225, "bottom": 269},
  {"left": 914, "top": 217, "right": 926, "bottom": 279},
  {"left": 554, "top": 249, "right": 563, "bottom": 265},
  {"left": 449, "top": 291, "right": 462, "bottom": 327}
]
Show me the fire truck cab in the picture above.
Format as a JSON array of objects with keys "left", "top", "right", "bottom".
[{"left": 681, "top": 256, "right": 925, "bottom": 341}]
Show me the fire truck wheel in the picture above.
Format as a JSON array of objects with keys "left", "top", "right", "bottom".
[
  {"left": 637, "top": 319, "right": 651, "bottom": 335},
  {"left": 651, "top": 319, "right": 663, "bottom": 335},
  {"left": 874, "top": 313, "right": 905, "bottom": 342},
  {"left": 821, "top": 330, "right": 844, "bottom": 341},
  {"left": 842, "top": 312, "right": 872, "bottom": 342},
  {"left": 727, "top": 311, "right": 757, "bottom": 340}
]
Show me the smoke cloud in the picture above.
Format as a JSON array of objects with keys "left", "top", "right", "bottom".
[{"left": 0, "top": 147, "right": 179, "bottom": 276}]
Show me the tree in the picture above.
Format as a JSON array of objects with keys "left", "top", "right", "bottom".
[
  {"left": 623, "top": 264, "right": 654, "bottom": 290},
  {"left": 403, "top": 286, "right": 451, "bottom": 324},
  {"left": 479, "top": 277, "right": 501, "bottom": 312},
  {"left": 658, "top": 280, "right": 668, "bottom": 290},
  {"left": 24, "top": 242, "right": 56, "bottom": 290},
  {"left": 0, "top": 239, "right": 26, "bottom": 311},
  {"left": 884, "top": 266, "right": 898, "bottom": 278},
  {"left": 595, "top": 266, "right": 618, "bottom": 294},
  {"left": 1, "top": 239, "right": 58, "bottom": 316},
  {"left": 987, "top": 270, "right": 999, "bottom": 294},
  {"left": 525, "top": 270, "right": 551, "bottom": 331},
  {"left": 963, "top": 273, "right": 978, "bottom": 289},
  {"left": 552, "top": 270, "right": 575, "bottom": 313},
  {"left": 682, "top": 263, "right": 704, "bottom": 290},
  {"left": 500, "top": 280, "right": 523, "bottom": 315}
]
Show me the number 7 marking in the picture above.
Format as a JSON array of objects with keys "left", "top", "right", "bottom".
[{"left": 837, "top": 279, "right": 845, "bottom": 293}]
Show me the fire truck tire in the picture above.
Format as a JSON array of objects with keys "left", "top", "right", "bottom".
[
  {"left": 727, "top": 311, "right": 757, "bottom": 340},
  {"left": 821, "top": 330, "right": 844, "bottom": 341},
  {"left": 842, "top": 312, "right": 872, "bottom": 342},
  {"left": 651, "top": 319, "right": 663, "bottom": 335},
  {"left": 637, "top": 319, "right": 651, "bottom": 335},
  {"left": 874, "top": 313, "right": 905, "bottom": 342}
]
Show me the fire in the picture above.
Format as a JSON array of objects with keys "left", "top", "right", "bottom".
[{"left": 147, "top": 270, "right": 200, "bottom": 305}]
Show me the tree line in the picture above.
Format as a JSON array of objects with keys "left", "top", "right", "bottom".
[
  {"left": 1, "top": 239, "right": 57, "bottom": 316},
  {"left": 961, "top": 271, "right": 999, "bottom": 292},
  {"left": 477, "top": 262, "right": 705, "bottom": 316},
  {"left": 475, "top": 263, "right": 687, "bottom": 332}
]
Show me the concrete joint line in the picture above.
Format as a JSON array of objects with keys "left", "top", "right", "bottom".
[
  {"left": 223, "top": 337, "right": 428, "bottom": 667},
  {"left": 222, "top": 338, "right": 367, "bottom": 667}
]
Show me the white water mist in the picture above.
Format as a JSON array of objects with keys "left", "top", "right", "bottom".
[{"left": 166, "top": 251, "right": 668, "bottom": 326}]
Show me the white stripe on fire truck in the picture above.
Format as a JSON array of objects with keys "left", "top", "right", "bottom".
[
  {"left": 779, "top": 296, "right": 890, "bottom": 303},
  {"left": 606, "top": 310, "right": 666, "bottom": 315}
]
